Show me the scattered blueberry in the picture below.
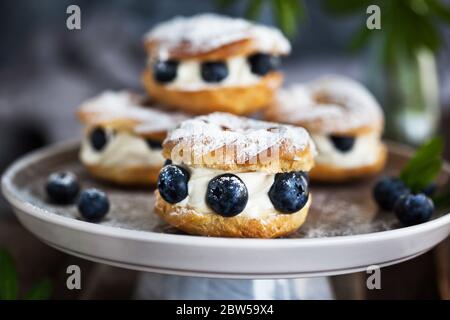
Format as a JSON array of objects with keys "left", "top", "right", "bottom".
[
  {"left": 163, "top": 159, "right": 172, "bottom": 166},
  {"left": 269, "top": 172, "right": 309, "bottom": 214},
  {"left": 248, "top": 53, "right": 280, "bottom": 76},
  {"left": 201, "top": 61, "right": 228, "bottom": 82},
  {"left": 329, "top": 135, "right": 355, "bottom": 152},
  {"left": 421, "top": 183, "right": 437, "bottom": 197},
  {"left": 146, "top": 139, "right": 162, "bottom": 149},
  {"left": 394, "top": 193, "right": 434, "bottom": 226},
  {"left": 153, "top": 60, "right": 178, "bottom": 83},
  {"left": 90, "top": 127, "right": 108, "bottom": 151},
  {"left": 46, "top": 172, "right": 80, "bottom": 204},
  {"left": 157, "top": 165, "right": 190, "bottom": 204},
  {"left": 77, "top": 188, "right": 110, "bottom": 222},
  {"left": 206, "top": 174, "right": 248, "bottom": 217},
  {"left": 373, "top": 177, "right": 410, "bottom": 210}
]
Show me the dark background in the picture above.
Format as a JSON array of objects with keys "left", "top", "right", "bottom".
[{"left": 0, "top": 0, "right": 449, "bottom": 299}]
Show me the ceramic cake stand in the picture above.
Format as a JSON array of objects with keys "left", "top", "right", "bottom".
[{"left": 2, "top": 142, "right": 450, "bottom": 299}]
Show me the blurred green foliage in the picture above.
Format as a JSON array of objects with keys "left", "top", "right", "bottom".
[
  {"left": 0, "top": 248, "right": 52, "bottom": 300},
  {"left": 323, "top": 0, "right": 450, "bottom": 64},
  {"left": 218, "top": 0, "right": 306, "bottom": 37}
]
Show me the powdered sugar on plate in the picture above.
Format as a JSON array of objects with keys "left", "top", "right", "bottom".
[
  {"left": 78, "top": 90, "right": 188, "bottom": 134},
  {"left": 273, "top": 75, "right": 384, "bottom": 134},
  {"left": 145, "top": 13, "right": 291, "bottom": 58}
]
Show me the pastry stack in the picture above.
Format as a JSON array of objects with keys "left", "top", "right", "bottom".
[{"left": 77, "top": 14, "right": 387, "bottom": 238}]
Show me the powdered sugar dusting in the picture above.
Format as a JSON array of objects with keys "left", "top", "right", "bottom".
[
  {"left": 274, "top": 75, "right": 384, "bottom": 133},
  {"left": 166, "top": 112, "right": 313, "bottom": 164},
  {"left": 145, "top": 13, "right": 291, "bottom": 58},
  {"left": 78, "top": 91, "right": 188, "bottom": 134}
]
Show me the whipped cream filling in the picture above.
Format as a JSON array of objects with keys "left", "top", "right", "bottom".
[
  {"left": 80, "top": 131, "right": 165, "bottom": 168},
  {"left": 151, "top": 56, "right": 264, "bottom": 91},
  {"left": 174, "top": 166, "right": 285, "bottom": 219},
  {"left": 312, "top": 132, "right": 382, "bottom": 168}
]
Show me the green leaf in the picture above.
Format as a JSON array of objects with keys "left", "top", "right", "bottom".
[
  {"left": 272, "top": 0, "right": 298, "bottom": 37},
  {"left": 26, "top": 278, "right": 52, "bottom": 300},
  {"left": 0, "top": 248, "right": 19, "bottom": 300},
  {"left": 288, "top": 0, "right": 306, "bottom": 20},
  {"left": 427, "top": 0, "right": 450, "bottom": 23},
  {"left": 245, "top": 0, "right": 264, "bottom": 21},
  {"left": 400, "top": 137, "right": 444, "bottom": 192}
]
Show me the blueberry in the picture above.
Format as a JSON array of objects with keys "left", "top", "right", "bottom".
[
  {"left": 421, "top": 183, "right": 437, "bottom": 197},
  {"left": 206, "top": 174, "right": 248, "bottom": 217},
  {"left": 77, "top": 189, "right": 110, "bottom": 222},
  {"left": 269, "top": 172, "right": 309, "bottom": 214},
  {"left": 157, "top": 165, "right": 190, "bottom": 204},
  {"left": 90, "top": 127, "right": 108, "bottom": 151},
  {"left": 46, "top": 171, "right": 80, "bottom": 204},
  {"left": 201, "top": 61, "right": 228, "bottom": 83},
  {"left": 163, "top": 159, "right": 172, "bottom": 166},
  {"left": 373, "top": 177, "right": 410, "bottom": 210},
  {"left": 146, "top": 139, "right": 162, "bottom": 149},
  {"left": 153, "top": 60, "right": 178, "bottom": 83},
  {"left": 329, "top": 135, "right": 355, "bottom": 152},
  {"left": 394, "top": 193, "right": 434, "bottom": 226},
  {"left": 248, "top": 53, "right": 280, "bottom": 76}
]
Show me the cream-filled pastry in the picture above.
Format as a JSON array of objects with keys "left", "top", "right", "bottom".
[
  {"left": 154, "top": 112, "right": 316, "bottom": 238},
  {"left": 77, "top": 90, "right": 188, "bottom": 186},
  {"left": 142, "top": 13, "right": 290, "bottom": 115},
  {"left": 265, "top": 75, "right": 387, "bottom": 182}
]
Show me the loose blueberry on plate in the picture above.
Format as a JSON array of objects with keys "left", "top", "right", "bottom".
[
  {"left": 77, "top": 188, "right": 110, "bottom": 222},
  {"left": 46, "top": 171, "right": 80, "bottom": 204},
  {"left": 373, "top": 177, "right": 410, "bottom": 210},
  {"left": 146, "top": 139, "right": 162, "bottom": 149},
  {"left": 201, "top": 61, "right": 228, "bottom": 83},
  {"left": 206, "top": 174, "right": 248, "bottom": 217},
  {"left": 329, "top": 135, "right": 355, "bottom": 152},
  {"left": 269, "top": 172, "right": 309, "bottom": 214},
  {"left": 90, "top": 127, "right": 108, "bottom": 151},
  {"left": 158, "top": 165, "right": 190, "bottom": 204},
  {"left": 153, "top": 59, "right": 178, "bottom": 83},
  {"left": 248, "top": 53, "right": 280, "bottom": 76},
  {"left": 394, "top": 193, "right": 434, "bottom": 226}
]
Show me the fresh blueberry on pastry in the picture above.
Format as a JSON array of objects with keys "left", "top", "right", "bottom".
[
  {"left": 77, "top": 90, "right": 188, "bottom": 186},
  {"left": 158, "top": 165, "right": 190, "bottom": 204},
  {"left": 89, "top": 127, "right": 109, "bottom": 152},
  {"left": 206, "top": 174, "right": 249, "bottom": 217},
  {"left": 153, "top": 60, "right": 179, "bottom": 83},
  {"left": 265, "top": 75, "right": 387, "bottom": 182},
  {"left": 329, "top": 135, "right": 356, "bottom": 153},
  {"left": 142, "top": 14, "right": 291, "bottom": 115},
  {"left": 201, "top": 61, "right": 229, "bottom": 83},
  {"left": 154, "top": 112, "right": 316, "bottom": 238},
  {"left": 248, "top": 53, "right": 280, "bottom": 76},
  {"left": 269, "top": 172, "right": 309, "bottom": 214}
]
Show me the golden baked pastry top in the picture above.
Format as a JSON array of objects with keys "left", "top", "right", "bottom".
[{"left": 163, "top": 112, "right": 315, "bottom": 173}]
